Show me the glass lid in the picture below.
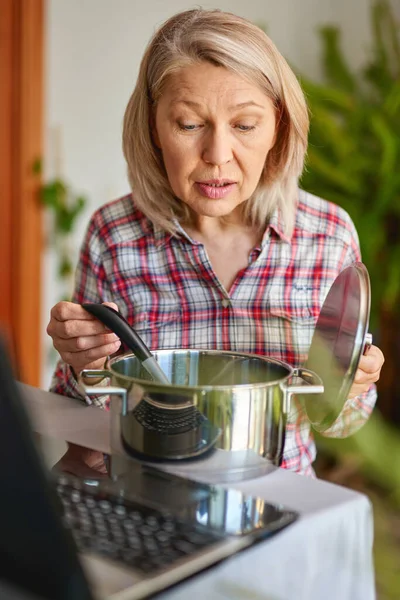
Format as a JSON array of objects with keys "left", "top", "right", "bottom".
[{"left": 303, "top": 262, "right": 371, "bottom": 432}]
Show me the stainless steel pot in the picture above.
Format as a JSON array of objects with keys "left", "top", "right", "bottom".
[
  {"left": 81, "top": 349, "right": 323, "bottom": 469},
  {"left": 79, "top": 262, "right": 373, "bottom": 482}
]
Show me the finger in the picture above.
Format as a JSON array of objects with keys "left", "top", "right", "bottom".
[
  {"left": 80, "top": 301, "right": 119, "bottom": 318},
  {"left": 51, "top": 300, "right": 119, "bottom": 323},
  {"left": 353, "top": 367, "right": 382, "bottom": 385},
  {"left": 51, "top": 301, "right": 97, "bottom": 322},
  {"left": 50, "top": 318, "right": 117, "bottom": 341},
  {"left": 55, "top": 332, "right": 120, "bottom": 353},
  {"left": 102, "top": 302, "right": 119, "bottom": 312},
  {"left": 358, "top": 345, "right": 385, "bottom": 374},
  {"left": 61, "top": 341, "right": 121, "bottom": 370}
]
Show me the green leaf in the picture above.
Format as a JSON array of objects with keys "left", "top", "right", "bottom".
[
  {"left": 32, "top": 157, "right": 42, "bottom": 175},
  {"left": 55, "top": 207, "right": 74, "bottom": 234},
  {"left": 75, "top": 196, "right": 86, "bottom": 210},
  {"left": 40, "top": 179, "right": 67, "bottom": 209},
  {"left": 301, "top": 77, "right": 355, "bottom": 113},
  {"left": 58, "top": 256, "right": 73, "bottom": 279},
  {"left": 383, "top": 80, "right": 400, "bottom": 117},
  {"left": 305, "top": 147, "right": 363, "bottom": 195},
  {"left": 371, "top": 1, "right": 391, "bottom": 73},
  {"left": 364, "top": 1, "right": 400, "bottom": 93},
  {"left": 369, "top": 113, "right": 398, "bottom": 176},
  {"left": 319, "top": 26, "right": 356, "bottom": 93},
  {"left": 70, "top": 196, "right": 86, "bottom": 220}
]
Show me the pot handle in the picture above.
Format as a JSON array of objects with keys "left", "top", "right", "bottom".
[
  {"left": 284, "top": 367, "right": 324, "bottom": 413},
  {"left": 80, "top": 369, "right": 128, "bottom": 415}
]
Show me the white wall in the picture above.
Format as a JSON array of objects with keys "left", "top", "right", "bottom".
[{"left": 41, "top": 0, "right": 399, "bottom": 386}]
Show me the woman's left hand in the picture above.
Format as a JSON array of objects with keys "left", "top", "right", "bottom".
[
  {"left": 52, "top": 443, "right": 108, "bottom": 479},
  {"left": 348, "top": 344, "right": 385, "bottom": 399}
]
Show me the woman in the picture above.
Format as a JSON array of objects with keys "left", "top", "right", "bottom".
[{"left": 47, "top": 8, "right": 384, "bottom": 476}]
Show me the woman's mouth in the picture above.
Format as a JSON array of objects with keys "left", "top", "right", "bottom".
[{"left": 195, "top": 180, "right": 237, "bottom": 199}]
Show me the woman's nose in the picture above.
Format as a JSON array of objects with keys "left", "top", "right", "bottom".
[{"left": 202, "top": 127, "right": 233, "bottom": 166}]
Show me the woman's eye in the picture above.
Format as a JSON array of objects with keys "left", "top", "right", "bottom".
[
  {"left": 235, "top": 124, "right": 256, "bottom": 132},
  {"left": 178, "top": 123, "right": 201, "bottom": 131}
]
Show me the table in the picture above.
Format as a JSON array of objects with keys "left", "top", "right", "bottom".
[{"left": 20, "top": 383, "right": 375, "bottom": 600}]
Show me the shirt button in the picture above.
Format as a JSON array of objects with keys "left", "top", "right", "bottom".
[{"left": 221, "top": 298, "right": 230, "bottom": 308}]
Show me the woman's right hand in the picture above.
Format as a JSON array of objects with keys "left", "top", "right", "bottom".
[{"left": 46, "top": 301, "right": 122, "bottom": 376}]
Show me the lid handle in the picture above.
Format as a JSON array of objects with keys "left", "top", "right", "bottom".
[{"left": 363, "top": 333, "right": 373, "bottom": 355}]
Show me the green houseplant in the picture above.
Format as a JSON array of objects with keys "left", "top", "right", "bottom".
[
  {"left": 34, "top": 159, "right": 87, "bottom": 300},
  {"left": 33, "top": 159, "right": 87, "bottom": 366},
  {"left": 300, "top": 0, "right": 400, "bottom": 421},
  {"left": 298, "top": 3, "right": 400, "bottom": 596},
  {"left": 41, "top": 177, "right": 86, "bottom": 294}
]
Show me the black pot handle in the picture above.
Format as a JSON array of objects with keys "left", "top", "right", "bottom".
[
  {"left": 81, "top": 303, "right": 170, "bottom": 384},
  {"left": 81, "top": 303, "right": 152, "bottom": 362}
]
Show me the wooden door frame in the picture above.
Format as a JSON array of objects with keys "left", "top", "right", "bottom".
[{"left": 0, "top": 0, "right": 44, "bottom": 385}]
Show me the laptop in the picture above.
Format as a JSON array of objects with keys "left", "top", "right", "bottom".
[{"left": 0, "top": 337, "right": 298, "bottom": 599}]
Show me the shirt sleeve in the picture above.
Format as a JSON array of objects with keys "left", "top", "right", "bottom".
[
  {"left": 318, "top": 210, "right": 377, "bottom": 438},
  {"left": 48, "top": 213, "right": 114, "bottom": 407},
  {"left": 319, "top": 384, "right": 377, "bottom": 438}
]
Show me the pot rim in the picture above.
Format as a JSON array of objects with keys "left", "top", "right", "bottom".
[{"left": 106, "top": 348, "right": 294, "bottom": 391}]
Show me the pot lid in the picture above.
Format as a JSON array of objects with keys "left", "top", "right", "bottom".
[{"left": 303, "top": 262, "right": 371, "bottom": 432}]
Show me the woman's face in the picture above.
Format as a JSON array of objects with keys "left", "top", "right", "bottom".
[{"left": 154, "top": 62, "right": 277, "bottom": 221}]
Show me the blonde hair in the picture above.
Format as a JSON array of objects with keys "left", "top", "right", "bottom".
[{"left": 122, "top": 8, "right": 309, "bottom": 236}]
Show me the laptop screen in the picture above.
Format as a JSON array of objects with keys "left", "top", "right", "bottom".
[{"left": 0, "top": 337, "right": 94, "bottom": 600}]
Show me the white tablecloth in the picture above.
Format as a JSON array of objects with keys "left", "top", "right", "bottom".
[
  {"left": 161, "top": 471, "right": 374, "bottom": 600},
  {"left": 21, "top": 384, "right": 375, "bottom": 600}
]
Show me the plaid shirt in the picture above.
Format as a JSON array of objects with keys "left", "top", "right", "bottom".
[{"left": 50, "top": 189, "right": 376, "bottom": 475}]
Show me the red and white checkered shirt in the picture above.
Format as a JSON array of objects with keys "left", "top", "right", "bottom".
[{"left": 50, "top": 189, "right": 376, "bottom": 475}]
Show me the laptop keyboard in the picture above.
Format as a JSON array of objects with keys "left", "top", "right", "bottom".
[{"left": 55, "top": 474, "right": 224, "bottom": 574}]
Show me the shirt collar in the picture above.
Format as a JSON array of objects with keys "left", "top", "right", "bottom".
[
  {"left": 261, "top": 207, "right": 292, "bottom": 246},
  {"left": 153, "top": 208, "right": 293, "bottom": 248},
  {"left": 152, "top": 218, "right": 194, "bottom": 247}
]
